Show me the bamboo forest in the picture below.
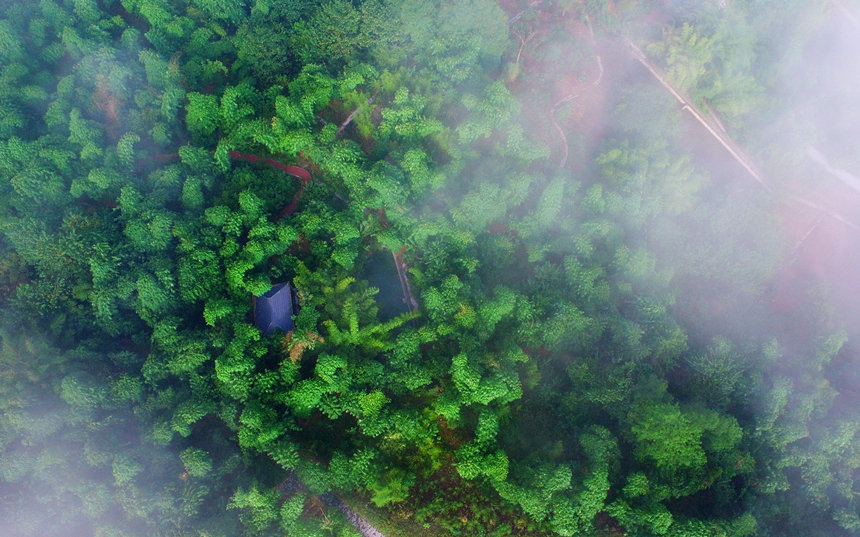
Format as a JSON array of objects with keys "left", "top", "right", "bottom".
[{"left": 2, "top": 0, "right": 860, "bottom": 536}]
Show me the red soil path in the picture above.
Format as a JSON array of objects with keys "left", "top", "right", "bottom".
[
  {"left": 502, "top": 4, "right": 613, "bottom": 170},
  {"left": 146, "top": 151, "right": 313, "bottom": 218},
  {"left": 228, "top": 150, "right": 312, "bottom": 219},
  {"left": 228, "top": 151, "right": 419, "bottom": 311}
]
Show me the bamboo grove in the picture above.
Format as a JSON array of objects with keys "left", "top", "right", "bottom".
[{"left": 0, "top": 1, "right": 857, "bottom": 536}]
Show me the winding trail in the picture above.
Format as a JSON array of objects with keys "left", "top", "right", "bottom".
[
  {"left": 228, "top": 150, "right": 312, "bottom": 219},
  {"left": 549, "top": 13, "right": 604, "bottom": 168},
  {"left": 232, "top": 152, "right": 419, "bottom": 311},
  {"left": 140, "top": 150, "right": 313, "bottom": 219}
]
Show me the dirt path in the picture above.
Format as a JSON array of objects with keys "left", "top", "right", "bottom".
[
  {"left": 505, "top": 3, "right": 615, "bottom": 170},
  {"left": 549, "top": 14, "right": 604, "bottom": 168},
  {"left": 228, "top": 151, "right": 312, "bottom": 219}
]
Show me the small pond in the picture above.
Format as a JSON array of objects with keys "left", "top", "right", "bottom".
[{"left": 360, "top": 250, "right": 410, "bottom": 321}]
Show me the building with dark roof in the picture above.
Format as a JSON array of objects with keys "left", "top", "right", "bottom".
[{"left": 253, "top": 283, "right": 297, "bottom": 336}]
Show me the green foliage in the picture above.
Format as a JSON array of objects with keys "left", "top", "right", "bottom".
[
  {"left": 369, "top": 468, "right": 414, "bottom": 507},
  {"left": 180, "top": 447, "right": 213, "bottom": 477},
  {"left": 229, "top": 484, "right": 280, "bottom": 533},
  {"left": 629, "top": 401, "right": 707, "bottom": 474},
  {"left": 0, "top": 2, "right": 856, "bottom": 537},
  {"left": 186, "top": 92, "right": 220, "bottom": 136},
  {"left": 292, "top": 0, "right": 364, "bottom": 68}
]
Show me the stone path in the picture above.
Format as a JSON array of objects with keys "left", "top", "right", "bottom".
[
  {"left": 321, "top": 492, "right": 387, "bottom": 537},
  {"left": 277, "top": 472, "right": 387, "bottom": 537}
]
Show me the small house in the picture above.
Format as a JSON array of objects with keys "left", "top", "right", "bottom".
[{"left": 253, "top": 283, "right": 298, "bottom": 336}]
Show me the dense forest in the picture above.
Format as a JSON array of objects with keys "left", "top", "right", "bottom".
[{"left": 1, "top": 0, "right": 858, "bottom": 536}]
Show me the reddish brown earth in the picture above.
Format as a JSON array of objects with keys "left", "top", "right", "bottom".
[
  {"left": 146, "top": 151, "right": 315, "bottom": 218},
  {"left": 94, "top": 76, "right": 122, "bottom": 140},
  {"left": 503, "top": 4, "right": 615, "bottom": 170},
  {"left": 228, "top": 150, "right": 312, "bottom": 218}
]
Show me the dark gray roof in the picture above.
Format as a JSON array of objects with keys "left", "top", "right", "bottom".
[{"left": 255, "top": 283, "right": 295, "bottom": 336}]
